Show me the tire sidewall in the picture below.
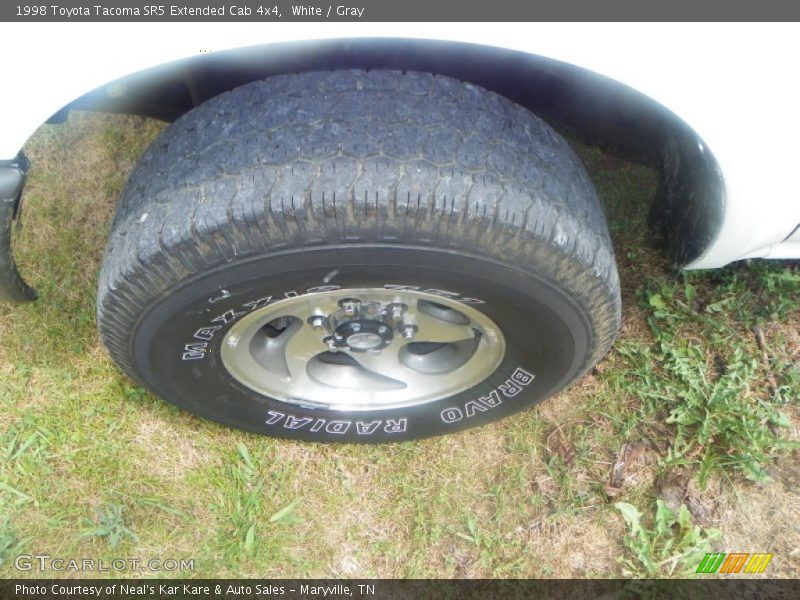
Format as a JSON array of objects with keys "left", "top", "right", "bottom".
[{"left": 131, "top": 245, "right": 593, "bottom": 442}]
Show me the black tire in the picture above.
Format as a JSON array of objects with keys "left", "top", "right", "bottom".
[{"left": 97, "top": 70, "right": 620, "bottom": 443}]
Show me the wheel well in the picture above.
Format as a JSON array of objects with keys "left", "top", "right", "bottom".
[{"left": 65, "top": 37, "right": 723, "bottom": 267}]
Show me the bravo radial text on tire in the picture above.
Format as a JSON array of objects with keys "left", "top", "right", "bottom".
[{"left": 97, "top": 70, "right": 620, "bottom": 443}]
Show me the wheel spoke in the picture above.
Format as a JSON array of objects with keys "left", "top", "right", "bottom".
[
  {"left": 344, "top": 343, "right": 408, "bottom": 384},
  {"left": 406, "top": 308, "right": 476, "bottom": 344},
  {"left": 399, "top": 337, "right": 479, "bottom": 375},
  {"left": 281, "top": 319, "right": 329, "bottom": 380},
  {"left": 307, "top": 352, "right": 405, "bottom": 391}
]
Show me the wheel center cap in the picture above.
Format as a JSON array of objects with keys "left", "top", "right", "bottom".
[{"left": 346, "top": 332, "right": 384, "bottom": 350}]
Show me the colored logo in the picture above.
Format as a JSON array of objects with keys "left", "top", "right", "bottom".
[{"left": 696, "top": 552, "right": 773, "bottom": 574}]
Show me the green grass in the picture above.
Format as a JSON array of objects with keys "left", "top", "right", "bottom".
[{"left": 0, "top": 113, "right": 797, "bottom": 578}]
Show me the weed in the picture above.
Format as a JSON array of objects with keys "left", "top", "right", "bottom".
[
  {"left": 688, "top": 261, "right": 800, "bottom": 326},
  {"left": 229, "top": 443, "right": 264, "bottom": 557},
  {"left": 0, "top": 517, "right": 20, "bottom": 566},
  {"left": 269, "top": 499, "right": 301, "bottom": 524},
  {"left": 615, "top": 500, "right": 717, "bottom": 577},
  {"left": 82, "top": 503, "right": 138, "bottom": 548},
  {"left": 631, "top": 269, "right": 798, "bottom": 485},
  {"left": 208, "top": 442, "right": 303, "bottom": 571}
]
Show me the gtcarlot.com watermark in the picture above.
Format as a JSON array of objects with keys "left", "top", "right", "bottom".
[{"left": 14, "top": 554, "right": 195, "bottom": 573}]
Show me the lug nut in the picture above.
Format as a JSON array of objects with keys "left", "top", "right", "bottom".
[
  {"left": 308, "top": 315, "right": 326, "bottom": 329},
  {"left": 323, "top": 336, "right": 339, "bottom": 352},
  {"left": 387, "top": 303, "right": 408, "bottom": 321},
  {"left": 338, "top": 297, "right": 362, "bottom": 315},
  {"left": 401, "top": 324, "right": 418, "bottom": 340}
]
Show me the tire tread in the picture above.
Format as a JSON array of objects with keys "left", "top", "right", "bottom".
[{"left": 98, "top": 71, "right": 620, "bottom": 387}]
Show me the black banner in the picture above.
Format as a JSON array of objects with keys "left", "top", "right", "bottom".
[
  {"left": 2, "top": 0, "right": 800, "bottom": 22},
  {"left": 2, "top": 579, "right": 800, "bottom": 600}
]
